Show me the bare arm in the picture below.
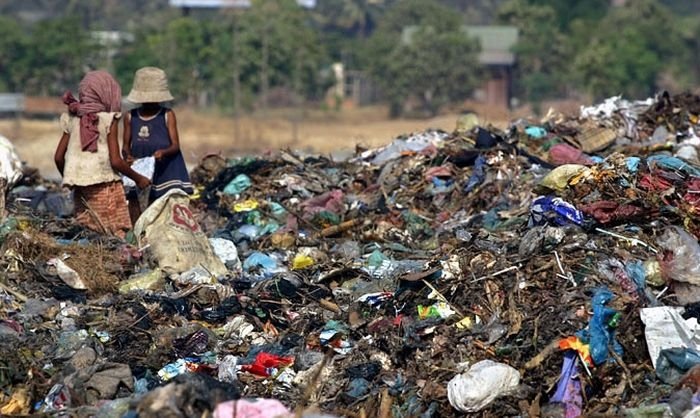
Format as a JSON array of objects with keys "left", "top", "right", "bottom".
[
  {"left": 154, "top": 109, "right": 181, "bottom": 160},
  {"left": 122, "top": 112, "right": 133, "bottom": 161},
  {"left": 54, "top": 132, "right": 69, "bottom": 176},
  {"left": 107, "top": 119, "right": 150, "bottom": 189}
]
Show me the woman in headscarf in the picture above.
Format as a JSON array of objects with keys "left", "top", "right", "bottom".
[{"left": 54, "top": 70, "right": 151, "bottom": 238}]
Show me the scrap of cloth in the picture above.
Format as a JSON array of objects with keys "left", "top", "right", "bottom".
[
  {"left": 74, "top": 181, "right": 132, "bottom": 238},
  {"left": 62, "top": 70, "right": 122, "bottom": 153}
]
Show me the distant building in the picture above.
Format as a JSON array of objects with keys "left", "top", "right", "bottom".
[
  {"left": 402, "top": 25, "right": 519, "bottom": 110},
  {"left": 462, "top": 25, "right": 519, "bottom": 109}
]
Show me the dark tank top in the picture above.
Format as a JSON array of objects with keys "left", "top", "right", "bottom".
[{"left": 130, "top": 108, "right": 193, "bottom": 200}]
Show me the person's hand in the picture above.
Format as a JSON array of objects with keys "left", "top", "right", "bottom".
[
  {"left": 124, "top": 154, "right": 135, "bottom": 165},
  {"left": 153, "top": 150, "right": 165, "bottom": 161},
  {"left": 135, "top": 176, "right": 151, "bottom": 190}
]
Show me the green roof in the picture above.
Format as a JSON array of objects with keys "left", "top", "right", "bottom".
[{"left": 402, "top": 25, "right": 519, "bottom": 66}]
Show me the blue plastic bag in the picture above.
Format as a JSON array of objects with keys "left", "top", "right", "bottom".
[
  {"left": 626, "top": 157, "right": 641, "bottom": 173},
  {"left": 647, "top": 155, "right": 700, "bottom": 177},
  {"left": 223, "top": 174, "right": 252, "bottom": 195},
  {"left": 625, "top": 261, "right": 646, "bottom": 289},
  {"left": 243, "top": 252, "right": 278, "bottom": 273},
  {"left": 529, "top": 196, "right": 584, "bottom": 227},
  {"left": 656, "top": 348, "right": 700, "bottom": 385},
  {"left": 576, "top": 287, "right": 623, "bottom": 365},
  {"left": 464, "top": 155, "right": 487, "bottom": 193},
  {"left": 525, "top": 126, "right": 547, "bottom": 139}
]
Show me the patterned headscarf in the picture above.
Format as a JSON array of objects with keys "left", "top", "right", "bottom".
[{"left": 62, "top": 71, "right": 122, "bottom": 152}]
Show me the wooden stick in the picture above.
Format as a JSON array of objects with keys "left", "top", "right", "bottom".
[
  {"left": 0, "top": 280, "right": 27, "bottom": 302},
  {"left": 80, "top": 197, "right": 108, "bottom": 235},
  {"left": 318, "top": 218, "right": 361, "bottom": 238},
  {"left": 319, "top": 298, "right": 341, "bottom": 314}
]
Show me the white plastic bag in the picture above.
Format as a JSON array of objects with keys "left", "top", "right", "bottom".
[
  {"left": 209, "top": 238, "right": 242, "bottom": 272},
  {"left": 47, "top": 258, "right": 87, "bottom": 290},
  {"left": 447, "top": 360, "right": 520, "bottom": 412},
  {"left": 0, "top": 135, "right": 23, "bottom": 187},
  {"left": 640, "top": 306, "right": 700, "bottom": 369},
  {"left": 658, "top": 226, "right": 700, "bottom": 285}
]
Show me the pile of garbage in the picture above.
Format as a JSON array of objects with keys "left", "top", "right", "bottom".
[{"left": 4, "top": 91, "right": 700, "bottom": 417}]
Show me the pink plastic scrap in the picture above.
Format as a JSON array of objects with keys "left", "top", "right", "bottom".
[
  {"left": 549, "top": 143, "right": 594, "bottom": 166},
  {"left": 213, "top": 398, "right": 292, "bottom": 418}
]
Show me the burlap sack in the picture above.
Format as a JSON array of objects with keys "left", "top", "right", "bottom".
[{"left": 134, "top": 189, "right": 227, "bottom": 276}]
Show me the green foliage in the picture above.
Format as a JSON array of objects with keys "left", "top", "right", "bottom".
[
  {"left": 378, "top": 0, "right": 461, "bottom": 34},
  {"left": 498, "top": 0, "right": 571, "bottom": 102},
  {"left": 365, "top": 0, "right": 481, "bottom": 117},
  {"left": 111, "top": 0, "right": 328, "bottom": 109},
  {"left": 0, "top": 17, "right": 29, "bottom": 92},
  {"left": 25, "top": 17, "right": 98, "bottom": 95},
  {"left": 2, "top": 0, "right": 700, "bottom": 112},
  {"left": 573, "top": 0, "right": 682, "bottom": 99}
]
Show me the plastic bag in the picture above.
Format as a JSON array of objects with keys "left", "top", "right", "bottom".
[
  {"left": 640, "top": 306, "right": 700, "bottom": 369},
  {"left": 539, "top": 164, "right": 589, "bottom": 193},
  {"left": 447, "top": 360, "right": 520, "bottom": 412},
  {"left": 656, "top": 348, "right": 700, "bottom": 385},
  {"left": 46, "top": 258, "right": 86, "bottom": 290},
  {"left": 209, "top": 238, "right": 242, "bottom": 272},
  {"left": 118, "top": 269, "right": 164, "bottom": 293},
  {"left": 525, "top": 126, "right": 547, "bottom": 138},
  {"left": 529, "top": 196, "right": 584, "bottom": 227},
  {"left": 658, "top": 226, "right": 700, "bottom": 285},
  {"left": 576, "top": 288, "right": 622, "bottom": 366},
  {"left": 0, "top": 135, "right": 23, "bottom": 187},
  {"left": 213, "top": 398, "right": 292, "bottom": 418},
  {"left": 133, "top": 189, "right": 227, "bottom": 276},
  {"left": 464, "top": 155, "right": 486, "bottom": 192},
  {"left": 550, "top": 351, "right": 583, "bottom": 418},
  {"left": 223, "top": 174, "right": 252, "bottom": 195}
]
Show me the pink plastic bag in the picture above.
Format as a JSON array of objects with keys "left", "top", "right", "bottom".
[{"left": 214, "top": 398, "right": 292, "bottom": 418}]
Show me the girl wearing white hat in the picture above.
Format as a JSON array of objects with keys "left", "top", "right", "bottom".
[{"left": 123, "top": 67, "right": 193, "bottom": 222}]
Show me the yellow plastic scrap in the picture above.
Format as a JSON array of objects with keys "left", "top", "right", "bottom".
[
  {"left": 569, "top": 167, "right": 595, "bottom": 186},
  {"left": 190, "top": 185, "right": 204, "bottom": 200},
  {"left": 644, "top": 260, "right": 664, "bottom": 287},
  {"left": 118, "top": 269, "right": 165, "bottom": 294},
  {"left": 16, "top": 219, "right": 31, "bottom": 231},
  {"left": 292, "top": 254, "right": 314, "bottom": 270},
  {"left": 233, "top": 199, "right": 259, "bottom": 212},
  {"left": 0, "top": 387, "right": 30, "bottom": 415},
  {"left": 455, "top": 316, "right": 473, "bottom": 330},
  {"left": 540, "top": 164, "right": 589, "bottom": 193}
]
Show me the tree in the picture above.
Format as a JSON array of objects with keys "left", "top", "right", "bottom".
[
  {"left": 235, "top": 0, "right": 328, "bottom": 107},
  {"left": 128, "top": 17, "right": 215, "bottom": 106},
  {"left": 381, "top": 26, "right": 481, "bottom": 116},
  {"left": 573, "top": 0, "right": 683, "bottom": 99},
  {"left": 0, "top": 17, "right": 29, "bottom": 92},
  {"left": 497, "top": 0, "right": 572, "bottom": 104},
  {"left": 378, "top": 0, "right": 462, "bottom": 34},
  {"left": 24, "top": 17, "right": 98, "bottom": 95},
  {"left": 364, "top": 0, "right": 481, "bottom": 117}
]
